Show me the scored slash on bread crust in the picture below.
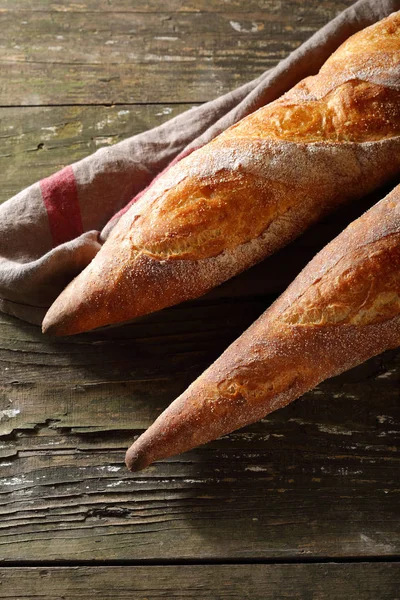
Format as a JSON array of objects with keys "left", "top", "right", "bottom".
[
  {"left": 125, "top": 184, "right": 400, "bottom": 472},
  {"left": 42, "top": 12, "right": 400, "bottom": 336}
]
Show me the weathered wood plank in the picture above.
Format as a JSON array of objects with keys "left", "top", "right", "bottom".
[
  {"left": 0, "top": 443, "right": 398, "bottom": 561},
  {"left": 0, "top": 2, "right": 354, "bottom": 105},
  {"left": 0, "top": 303, "right": 398, "bottom": 428},
  {"left": 0, "top": 335, "right": 398, "bottom": 436},
  {"left": 0, "top": 564, "right": 398, "bottom": 599},
  {"left": 0, "top": 0, "right": 354, "bottom": 13},
  {"left": 0, "top": 348, "right": 398, "bottom": 450},
  {"left": 0, "top": 104, "right": 195, "bottom": 202}
]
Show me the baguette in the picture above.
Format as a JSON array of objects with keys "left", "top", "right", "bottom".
[
  {"left": 125, "top": 183, "right": 400, "bottom": 472},
  {"left": 42, "top": 12, "right": 400, "bottom": 336}
]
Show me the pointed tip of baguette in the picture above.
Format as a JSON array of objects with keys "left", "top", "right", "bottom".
[
  {"left": 41, "top": 308, "right": 79, "bottom": 336},
  {"left": 41, "top": 237, "right": 136, "bottom": 337},
  {"left": 41, "top": 315, "right": 62, "bottom": 336},
  {"left": 41, "top": 283, "right": 94, "bottom": 336},
  {"left": 125, "top": 444, "right": 152, "bottom": 473},
  {"left": 40, "top": 242, "right": 214, "bottom": 336}
]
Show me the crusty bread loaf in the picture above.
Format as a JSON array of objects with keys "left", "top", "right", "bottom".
[
  {"left": 42, "top": 12, "right": 400, "bottom": 336},
  {"left": 125, "top": 183, "right": 400, "bottom": 472}
]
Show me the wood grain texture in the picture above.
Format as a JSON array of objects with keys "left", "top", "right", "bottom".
[
  {"left": 0, "top": 0, "right": 353, "bottom": 13},
  {"left": 0, "top": 564, "right": 398, "bottom": 599},
  {"left": 0, "top": 1, "right": 354, "bottom": 105},
  {"left": 0, "top": 104, "right": 195, "bottom": 203},
  {"left": 0, "top": 307, "right": 398, "bottom": 562}
]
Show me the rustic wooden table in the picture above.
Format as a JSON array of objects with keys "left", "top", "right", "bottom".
[{"left": 0, "top": 1, "right": 399, "bottom": 598}]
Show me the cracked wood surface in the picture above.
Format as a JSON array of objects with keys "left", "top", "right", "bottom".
[
  {"left": 0, "top": 0, "right": 399, "bottom": 596},
  {"left": 0, "top": 309, "right": 398, "bottom": 561}
]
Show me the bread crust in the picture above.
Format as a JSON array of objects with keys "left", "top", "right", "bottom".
[
  {"left": 125, "top": 184, "right": 400, "bottom": 472},
  {"left": 43, "top": 12, "right": 400, "bottom": 336}
]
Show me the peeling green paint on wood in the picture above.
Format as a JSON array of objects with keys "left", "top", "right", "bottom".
[{"left": 0, "top": 104, "right": 195, "bottom": 202}]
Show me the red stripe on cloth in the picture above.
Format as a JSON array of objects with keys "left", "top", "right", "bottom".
[
  {"left": 109, "top": 145, "right": 201, "bottom": 225},
  {"left": 40, "top": 165, "right": 83, "bottom": 247}
]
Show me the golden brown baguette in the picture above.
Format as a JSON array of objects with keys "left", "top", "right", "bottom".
[
  {"left": 125, "top": 183, "right": 400, "bottom": 472},
  {"left": 42, "top": 12, "right": 400, "bottom": 336}
]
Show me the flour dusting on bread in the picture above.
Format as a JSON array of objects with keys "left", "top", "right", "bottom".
[{"left": 43, "top": 12, "right": 400, "bottom": 336}]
